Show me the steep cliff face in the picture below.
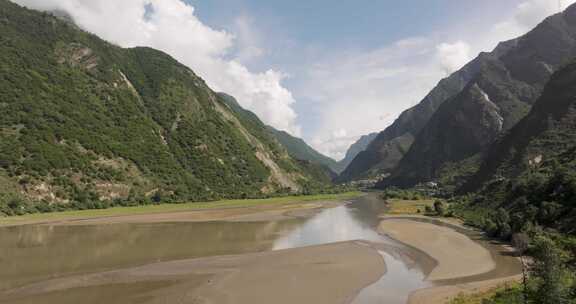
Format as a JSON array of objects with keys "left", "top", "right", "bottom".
[
  {"left": 462, "top": 60, "right": 576, "bottom": 192},
  {"left": 0, "top": 0, "right": 324, "bottom": 208},
  {"left": 379, "top": 4, "right": 576, "bottom": 188}
]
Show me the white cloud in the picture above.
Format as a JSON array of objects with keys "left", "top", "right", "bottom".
[
  {"left": 232, "top": 15, "right": 265, "bottom": 64},
  {"left": 488, "top": 0, "right": 576, "bottom": 49},
  {"left": 312, "top": 130, "right": 362, "bottom": 161},
  {"left": 299, "top": 37, "right": 445, "bottom": 160},
  {"left": 12, "top": 0, "right": 301, "bottom": 136},
  {"left": 436, "top": 41, "right": 472, "bottom": 74}
]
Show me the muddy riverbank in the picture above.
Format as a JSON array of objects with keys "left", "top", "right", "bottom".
[{"left": 0, "top": 193, "right": 522, "bottom": 304}]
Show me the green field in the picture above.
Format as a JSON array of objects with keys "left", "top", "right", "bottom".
[
  {"left": 386, "top": 199, "right": 435, "bottom": 215},
  {"left": 0, "top": 192, "right": 362, "bottom": 226}
]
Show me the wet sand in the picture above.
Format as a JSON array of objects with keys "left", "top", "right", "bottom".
[
  {"left": 378, "top": 219, "right": 495, "bottom": 281},
  {"left": 0, "top": 241, "right": 385, "bottom": 304},
  {"left": 71, "top": 201, "right": 342, "bottom": 225},
  {"left": 378, "top": 217, "right": 522, "bottom": 304},
  {"left": 0, "top": 200, "right": 343, "bottom": 228}
]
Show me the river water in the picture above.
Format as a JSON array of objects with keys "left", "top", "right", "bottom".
[{"left": 0, "top": 194, "right": 516, "bottom": 303}]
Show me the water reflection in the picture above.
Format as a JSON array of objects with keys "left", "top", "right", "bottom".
[
  {"left": 353, "top": 250, "right": 430, "bottom": 304},
  {"left": 0, "top": 195, "right": 435, "bottom": 304},
  {"left": 0, "top": 220, "right": 302, "bottom": 290},
  {"left": 273, "top": 205, "right": 383, "bottom": 250}
]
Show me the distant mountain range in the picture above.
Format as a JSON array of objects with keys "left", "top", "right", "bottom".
[
  {"left": 0, "top": 0, "right": 332, "bottom": 209},
  {"left": 337, "top": 3, "right": 576, "bottom": 191},
  {"left": 334, "top": 132, "right": 378, "bottom": 175}
]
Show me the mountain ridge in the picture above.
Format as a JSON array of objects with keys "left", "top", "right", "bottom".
[
  {"left": 378, "top": 4, "right": 576, "bottom": 188},
  {"left": 0, "top": 0, "right": 330, "bottom": 213},
  {"left": 461, "top": 58, "right": 576, "bottom": 192}
]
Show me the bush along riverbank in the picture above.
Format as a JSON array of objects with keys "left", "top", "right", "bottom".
[{"left": 447, "top": 167, "right": 576, "bottom": 303}]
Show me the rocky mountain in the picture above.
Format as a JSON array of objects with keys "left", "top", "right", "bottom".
[
  {"left": 338, "top": 40, "right": 484, "bottom": 182},
  {"left": 461, "top": 58, "right": 576, "bottom": 193},
  {"left": 378, "top": 4, "right": 576, "bottom": 188},
  {"left": 0, "top": 0, "right": 329, "bottom": 211}
]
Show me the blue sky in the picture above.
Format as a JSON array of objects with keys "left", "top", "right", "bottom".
[
  {"left": 15, "top": 0, "right": 573, "bottom": 159},
  {"left": 192, "top": 1, "right": 514, "bottom": 50},
  {"left": 187, "top": 0, "right": 567, "bottom": 159}
]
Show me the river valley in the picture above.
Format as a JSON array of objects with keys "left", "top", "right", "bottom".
[{"left": 0, "top": 194, "right": 521, "bottom": 304}]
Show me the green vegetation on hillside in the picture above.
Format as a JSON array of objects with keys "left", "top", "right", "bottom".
[
  {"left": 267, "top": 126, "right": 339, "bottom": 173},
  {"left": 449, "top": 155, "right": 576, "bottom": 303},
  {"left": 0, "top": 0, "right": 334, "bottom": 216}
]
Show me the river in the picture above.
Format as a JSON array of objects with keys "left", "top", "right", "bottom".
[{"left": 0, "top": 194, "right": 518, "bottom": 303}]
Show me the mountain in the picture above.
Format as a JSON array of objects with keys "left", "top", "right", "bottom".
[
  {"left": 378, "top": 4, "right": 576, "bottom": 188},
  {"left": 338, "top": 41, "right": 484, "bottom": 182},
  {"left": 0, "top": 0, "right": 328, "bottom": 212},
  {"left": 461, "top": 58, "right": 576, "bottom": 192},
  {"left": 266, "top": 127, "right": 338, "bottom": 172},
  {"left": 334, "top": 132, "right": 378, "bottom": 174},
  {"left": 218, "top": 93, "right": 336, "bottom": 185}
]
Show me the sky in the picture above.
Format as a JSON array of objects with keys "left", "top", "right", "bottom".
[{"left": 12, "top": 0, "right": 576, "bottom": 160}]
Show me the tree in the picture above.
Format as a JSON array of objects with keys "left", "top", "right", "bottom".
[
  {"left": 512, "top": 233, "right": 530, "bottom": 255},
  {"left": 531, "top": 236, "right": 571, "bottom": 304},
  {"left": 512, "top": 233, "right": 530, "bottom": 304},
  {"left": 434, "top": 200, "right": 445, "bottom": 216}
]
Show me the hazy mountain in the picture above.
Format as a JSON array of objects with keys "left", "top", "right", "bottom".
[
  {"left": 379, "top": 4, "right": 576, "bottom": 188},
  {"left": 334, "top": 132, "right": 378, "bottom": 175},
  {"left": 0, "top": 0, "right": 329, "bottom": 209}
]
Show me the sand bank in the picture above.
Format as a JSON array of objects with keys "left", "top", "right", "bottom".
[
  {"left": 379, "top": 217, "right": 522, "bottom": 304},
  {"left": 3, "top": 200, "right": 343, "bottom": 227},
  {"left": 379, "top": 219, "right": 495, "bottom": 281},
  {"left": 1, "top": 241, "right": 385, "bottom": 304}
]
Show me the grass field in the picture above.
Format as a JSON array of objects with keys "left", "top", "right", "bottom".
[
  {"left": 448, "top": 283, "right": 521, "bottom": 304},
  {"left": 0, "top": 192, "right": 362, "bottom": 226},
  {"left": 386, "top": 199, "right": 435, "bottom": 215}
]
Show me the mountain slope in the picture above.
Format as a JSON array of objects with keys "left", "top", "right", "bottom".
[
  {"left": 338, "top": 40, "right": 485, "bottom": 182},
  {"left": 335, "top": 132, "right": 378, "bottom": 174},
  {"left": 462, "top": 59, "right": 576, "bottom": 192},
  {"left": 380, "top": 5, "right": 576, "bottom": 188},
  {"left": 218, "top": 93, "right": 335, "bottom": 187},
  {"left": 0, "top": 0, "right": 325, "bottom": 211},
  {"left": 266, "top": 127, "right": 338, "bottom": 172}
]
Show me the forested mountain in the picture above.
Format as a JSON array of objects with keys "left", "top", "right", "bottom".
[
  {"left": 218, "top": 93, "right": 336, "bottom": 186},
  {"left": 266, "top": 126, "right": 338, "bottom": 174},
  {"left": 462, "top": 59, "right": 576, "bottom": 194},
  {"left": 450, "top": 61, "right": 576, "bottom": 290},
  {"left": 0, "top": 0, "right": 329, "bottom": 214},
  {"left": 378, "top": 4, "right": 576, "bottom": 188}
]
